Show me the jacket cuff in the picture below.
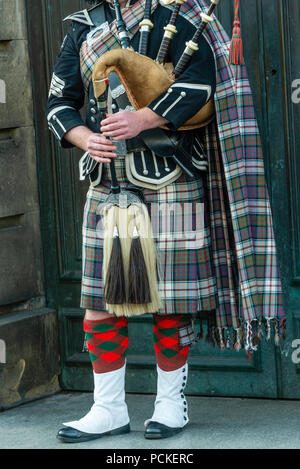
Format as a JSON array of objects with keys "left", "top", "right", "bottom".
[
  {"left": 147, "top": 83, "right": 212, "bottom": 130},
  {"left": 47, "top": 106, "right": 86, "bottom": 148}
]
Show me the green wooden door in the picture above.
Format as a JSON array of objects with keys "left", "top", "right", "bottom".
[{"left": 27, "top": 0, "right": 300, "bottom": 398}]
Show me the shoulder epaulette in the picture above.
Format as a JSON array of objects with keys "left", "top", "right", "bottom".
[{"left": 63, "top": 9, "right": 95, "bottom": 26}]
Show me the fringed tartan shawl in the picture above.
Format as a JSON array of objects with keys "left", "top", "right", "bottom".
[{"left": 80, "top": 0, "right": 286, "bottom": 351}]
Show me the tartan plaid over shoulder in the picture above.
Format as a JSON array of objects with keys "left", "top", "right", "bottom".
[
  {"left": 181, "top": 0, "right": 286, "bottom": 349},
  {"left": 79, "top": 0, "right": 286, "bottom": 350}
]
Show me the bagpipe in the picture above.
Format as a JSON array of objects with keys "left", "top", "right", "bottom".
[{"left": 92, "top": 0, "right": 220, "bottom": 131}]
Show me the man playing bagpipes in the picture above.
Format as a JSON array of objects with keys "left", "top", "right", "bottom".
[{"left": 46, "top": 0, "right": 285, "bottom": 443}]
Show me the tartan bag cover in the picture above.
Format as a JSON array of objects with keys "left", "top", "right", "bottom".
[{"left": 79, "top": 0, "right": 286, "bottom": 351}]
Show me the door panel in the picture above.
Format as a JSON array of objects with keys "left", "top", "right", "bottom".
[
  {"left": 274, "top": 0, "right": 300, "bottom": 398},
  {"left": 26, "top": 0, "right": 300, "bottom": 397}
]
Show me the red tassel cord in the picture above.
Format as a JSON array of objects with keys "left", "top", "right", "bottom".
[{"left": 229, "top": 0, "right": 244, "bottom": 65}]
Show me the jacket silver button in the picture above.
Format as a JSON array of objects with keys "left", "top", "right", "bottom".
[
  {"left": 91, "top": 116, "right": 96, "bottom": 123},
  {"left": 181, "top": 91, "right": 186, "bottom": 97},
  {"left": 91, "top": 108, "right": 97, "bottom": 114},
  {"left": 90, "top": 99, "right": 96, "bottom": 105},
  {"left": 111, "top": 103, "right": 117, "bottom": 110}
]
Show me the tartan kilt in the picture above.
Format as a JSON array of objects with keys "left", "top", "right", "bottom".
[{"left": 80, "top": 156, "right": 218, "bottom": 321}]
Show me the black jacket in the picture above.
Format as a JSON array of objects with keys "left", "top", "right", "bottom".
[
  {"left": 47, "top": 0, "right": 216, "bottom": 143},
  {"left": 46, "top": 0, "right": 216, "bottom": 183}
]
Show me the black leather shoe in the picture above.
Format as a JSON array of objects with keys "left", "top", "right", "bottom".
[
  {"left": 144, "top": 421, "right": 183, "bottom": 439},
  {"left": 57, "top": 423, "right": 131, "bottom": 443}
]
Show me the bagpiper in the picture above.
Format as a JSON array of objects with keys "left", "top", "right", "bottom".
[{"left": 46, "top": 0, "right": 285, "bottom": 443}]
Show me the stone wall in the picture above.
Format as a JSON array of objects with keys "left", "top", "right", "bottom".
[{"left": 0, "top": 0, "right": 60, "bottom": 410}]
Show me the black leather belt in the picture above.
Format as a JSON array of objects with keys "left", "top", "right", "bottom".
[{"left": 126, "top": 136, "right": 148, "bottom": 153}]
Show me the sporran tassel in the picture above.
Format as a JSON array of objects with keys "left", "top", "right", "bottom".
[
  {"left": 128, "top": 224, "right": 151, "bottom": 304},
  {"left": 229, "top": 0, "right": 244, "bottom": 65},
  {"left": 103, "top": 222, "right": 127, "bottom": 304},
  {"left": 102, "top": 202, "right": 162, "bottom": 316}
]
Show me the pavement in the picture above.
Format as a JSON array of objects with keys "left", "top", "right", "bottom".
[{"left": 1, "top": 391, "right": 300, "bottom": 449}]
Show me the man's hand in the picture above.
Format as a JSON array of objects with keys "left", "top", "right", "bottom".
[
  {"left": 101, "top": 111, "right": 144, "bottom": 140},
  {"left": 101, "top": 108, "right": 169, "bottom": 140},
  {"left": 87, "top": 133, "right": 117, "bottom": 164}
]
